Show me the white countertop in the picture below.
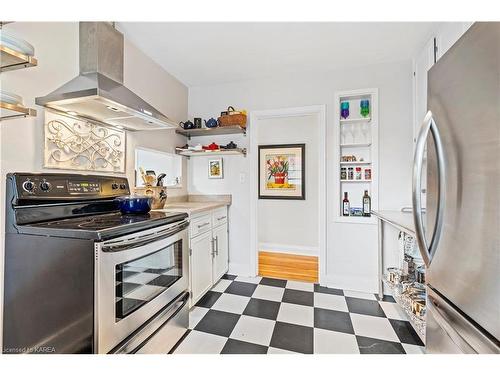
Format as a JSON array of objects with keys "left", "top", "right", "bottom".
[
  {"left": 155, "top": 201, "right": 229, "bottom": 215},
  {"left": 371, "top": 210, "right": 416, "bottom": 236}
]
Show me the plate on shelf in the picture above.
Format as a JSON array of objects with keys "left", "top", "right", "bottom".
[
  {"left": 1, "top": 30, "right": 35, "bottom": 56},
  {"left": 0, "top": 90, "right": 23, "bottom": 106}
]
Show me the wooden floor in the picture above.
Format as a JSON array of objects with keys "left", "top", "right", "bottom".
[{"left": 258, "top": 251, "right": 318, "bottom": 283}]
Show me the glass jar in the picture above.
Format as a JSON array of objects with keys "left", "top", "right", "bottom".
[
  {"left": 341, "top": 167, "right": 347, "bottom": 180},
  {"left": 364, "top": 168, "right": 372, "bottom": 180},
  {"left": 347, "top": 167, "right": 354, "bottom": 180},
  {"left": 355, "top": 167, "right": 362, "bottom": 180}
]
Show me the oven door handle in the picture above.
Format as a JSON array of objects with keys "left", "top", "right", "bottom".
[{"left": 102, "top": 220, "right": 189, "bottom": 252}]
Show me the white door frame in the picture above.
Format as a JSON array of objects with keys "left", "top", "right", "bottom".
[{"left": 248, "top": 105, "right": 327, "bottom": 283}]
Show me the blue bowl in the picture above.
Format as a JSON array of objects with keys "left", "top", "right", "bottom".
[{"left": 116, "top": 195, "right": 153, "bottom": 214}]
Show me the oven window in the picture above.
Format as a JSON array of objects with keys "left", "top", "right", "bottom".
[{"left": 115, "top": 239, "right": 183, "bottom": 320}]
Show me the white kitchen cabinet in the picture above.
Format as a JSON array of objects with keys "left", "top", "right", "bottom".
[
  {"left": 413, "top": 36, "right": 435, "bottom": 144},
  {"left": 188, "top": 206, "right": 229, "bottom": 306},
  {"left": 436, "top": 22, "right": 474, "bottom": 61},
  {"left": 413, "top": 23, "right": 474, "bottom": 210},
  {"left": 413, "top": 22, "right": 474, "bottom": 143},
  {"left": 212, "top": 222, "right": 229, "bottom": 281},
  {"left": 190, "top": 230, "right": 214, "bottom": 303}
]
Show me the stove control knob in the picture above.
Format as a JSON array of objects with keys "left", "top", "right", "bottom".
[
  {"left": 40, "top": 181, "right": 51, "bottom": 192},
  {"left": 22, "top": 180, "right": 35, "bottom": 192},
  {"left": 111, "top": 183, "right": 119, "bottom": 190},
  {"left": 119, "top": 183, "right": 127, "bottom": 190}
]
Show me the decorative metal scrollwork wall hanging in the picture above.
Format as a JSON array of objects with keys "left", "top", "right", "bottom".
[{"left": 44, "top": 111, "right": 125, "bottom": 172}]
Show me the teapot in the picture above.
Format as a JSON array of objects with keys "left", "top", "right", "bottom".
[
  {"left": 203, "top": 142, "right": 220, "bottom": 151},
  {"left": 204, "top": 118, "right": 219, "bottom": 128},
  {"left": 221, "top": 141, "right": 237, "bottom": 149},
  {"left": 179, "top": 120, "right": 194, "bottom": 129}
]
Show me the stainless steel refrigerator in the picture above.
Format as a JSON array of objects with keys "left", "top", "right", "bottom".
[{"left": 412, "top": 22, "right": 500, "bottom": 354}]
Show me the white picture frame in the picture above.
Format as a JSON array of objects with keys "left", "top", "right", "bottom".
[{"left": 208, "top": 158, "right": 223, "bottom": 179}]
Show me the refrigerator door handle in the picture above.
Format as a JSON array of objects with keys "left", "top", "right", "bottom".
[{"left": 412, "top": 110, "right": 446, "bottom": 266}]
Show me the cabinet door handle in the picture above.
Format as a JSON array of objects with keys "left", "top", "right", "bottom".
[
  {"left": 217, "top": 216, "right": 226, "bottom": 221},
  {"left": 215, "top": 236, "right": 219, "bottom": 256},
  {"left": 197, "top": 222, "right": 210, "bottom": 229},
  {"left": 211, "top": 238, "right": 216, "bottom": 257}
]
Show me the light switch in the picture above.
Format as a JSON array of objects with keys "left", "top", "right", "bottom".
[{"left": 239, "top": 173, "right": 246, "bottom": 183}]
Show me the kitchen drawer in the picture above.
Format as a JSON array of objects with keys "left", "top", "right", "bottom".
[
  {"left": 212, "top": 206, "right": 228, "bottom": 226},
  {"left": 190, "top": 213, "right": 212, "bottom": 237}
]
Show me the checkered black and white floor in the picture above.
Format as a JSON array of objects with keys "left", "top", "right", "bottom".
[{"left": 172, "top": 275, "right": 425, "bottom": 354}]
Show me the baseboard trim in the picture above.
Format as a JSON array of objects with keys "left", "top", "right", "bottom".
[
  {"left": 228, "top": 262, "right": 253, "bottom": 276},
  {"left": 321, "top": 274, "right": 378, "bottom": 294},
  {"left": 258, "top": 242, "right": 319, "bottom": 256}
]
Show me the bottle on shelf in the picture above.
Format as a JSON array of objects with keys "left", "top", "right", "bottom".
[
  {"left": 362, "top": 190, "right": 371, "bottom": 217},
  {"left": 343, "top": 192, "right": 350, "bottom": 216}
]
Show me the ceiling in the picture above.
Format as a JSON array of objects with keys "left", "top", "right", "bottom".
[{"left": 117, "top": 22, "right": 439, "bottom": 87}]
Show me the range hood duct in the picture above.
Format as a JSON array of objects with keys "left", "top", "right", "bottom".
[{"left": 36, "top": 22, "right": 177, "bottom": 131}]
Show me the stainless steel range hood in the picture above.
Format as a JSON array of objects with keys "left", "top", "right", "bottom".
[{"left": 36, "top": 22, "right": 177, "bottom": 131}]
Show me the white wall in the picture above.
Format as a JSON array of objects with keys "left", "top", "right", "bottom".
[
  {"left": 188, "top": 60, "right": 414, "bottom": 288},
  {"left": 257, "top": 115, "right": 319, "bottom": 253},
  {"left": 0, "top": 22, "right": 188, "bottom": 347}
]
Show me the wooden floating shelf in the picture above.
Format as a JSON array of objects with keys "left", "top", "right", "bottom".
[
  {"left": 176, "top": 125, "right": 246, "bottom": 139},
  {"left": 340, "top": 179, "right": 372, "bottom": 183},
  {"left": 175, "top": 147, "right": 247, "bottom": 157},
  {"left": 340, "top": 117, "right": 371, "bottom": 123},
  {"left": 340, "top": 161, "right": 372, "bottom": 165},
  {"left": 0, "top": 101, "right": 37, "bottom": 120},
  {"left": 340, "top": 142, "right": 372, "bottom": 147},
  {"left": 0, "top": 45, "right": 38, "bottom": 72}
]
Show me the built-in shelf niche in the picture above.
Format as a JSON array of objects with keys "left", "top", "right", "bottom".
[{"left": 334, "top": 88, "right": 379, "bottom": 223}]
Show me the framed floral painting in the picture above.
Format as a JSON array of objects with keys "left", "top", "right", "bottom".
[{"left": 258, "top": 144, "right": 305, "bottom": 200}]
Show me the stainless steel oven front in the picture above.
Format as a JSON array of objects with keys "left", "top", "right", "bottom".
[{"left": 95, "top": 219, "right": 189, "bottom": 353}]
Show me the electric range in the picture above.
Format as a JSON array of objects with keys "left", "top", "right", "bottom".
[{"left": 3, "top": 173, "right": 190, "bottom": 354}]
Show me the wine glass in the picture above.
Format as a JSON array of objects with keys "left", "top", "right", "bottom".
[
  {"left": 344, "top": 124, "right": 353, "bottom": 144},
  {"left": 348, "top": 123, "right": 356, "bottom": 144},
  {"left": 361, "top": 122, "right": 370, "bottom": 143},
  {"left": 340, "top": 125, "right": 346, "bottom": 144}
]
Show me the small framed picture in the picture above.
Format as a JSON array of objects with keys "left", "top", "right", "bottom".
[
  {"left": 208, "top": 158, "right": 223, "bottom": 179},
  {"left": 258, "top": 144, "right": 305, "bottom": 200}
]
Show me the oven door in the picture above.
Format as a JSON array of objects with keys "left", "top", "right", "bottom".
[{"left": 95, "top": 219, "right": 189, "bottom": 353}]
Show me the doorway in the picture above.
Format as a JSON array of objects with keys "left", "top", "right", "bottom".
[{"left": 249, "top": 106, "right": 326, "bottom": 283}]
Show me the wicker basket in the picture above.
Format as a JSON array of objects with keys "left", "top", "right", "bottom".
[{"left": 218, "top": 106, "right": 247, "bottom": 128}]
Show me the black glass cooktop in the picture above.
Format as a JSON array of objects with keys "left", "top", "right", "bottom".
[{"left": 22, "top": 211, "right": 188, "bottom": 240}]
